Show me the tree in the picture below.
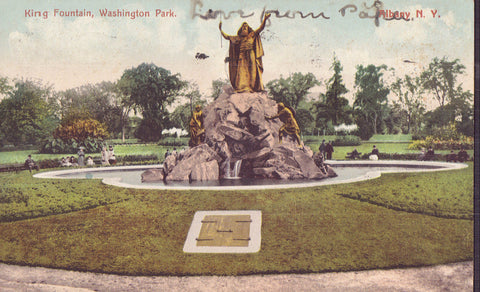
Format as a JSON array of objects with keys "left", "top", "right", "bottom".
[
  {"left": 324, "top": 56, "right": 350, "bottom": 125},
  {"left": 420, "top": 57, "right": 466, "bottom": 107},
  {"left": 118, "top": 63, "right": 187, "bottom": 142},
  {"left": 384, "top": 102, "right": 408, "bottom": 134},
  {"left": 295, "top": 108, "right": 315, "bottom": 135},
  {"left": 185, "top": 83, "right": 202, "bottom": 115},
  {"left": 115, "top": 79, "right": 137, "bottom": 142},
  {"left": 266, "top": 72, "right": 319, "bottom": 110},
  {"left": 0, "top": 79, "right": 58, "bottom": 145},
  {"left": 169, "top": 83, "right": 206, "bottom": 132},
  {"left": 0, "top": 75, "right": 12, "bottom": 100},
  {"left": 423, "top": 86, "right": 474, "bottom": 137},
  {"left": 419, "top": 57, "right": 473, "bottom": 137},
  {"left": 390, "top": 75, "right": 425, "bottom": 134},
  {"left": 353, "top": 64, "right": 390, "bottom": 138},
  {"left": 56, "top": 82, "right": 124, "bottom": 138},
  {"left": 211, "top": 78, "right": 229, "bottom": 100}
]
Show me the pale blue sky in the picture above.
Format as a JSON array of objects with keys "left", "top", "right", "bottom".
[{"left": 0, "top": 0, "right": 474, "bottom": 107}]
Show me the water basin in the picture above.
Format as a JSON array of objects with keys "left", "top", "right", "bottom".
[{"left": 34, "top": 161, "right": 467, "bottom": 190}]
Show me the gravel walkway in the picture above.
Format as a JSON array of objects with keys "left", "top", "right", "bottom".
[{"left": 0, "top": 261, "right": 473, "bottom": 291}]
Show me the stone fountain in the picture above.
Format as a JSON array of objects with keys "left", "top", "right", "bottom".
[{"left": 141, "top": 85, "right": 336, "bottom": 183}]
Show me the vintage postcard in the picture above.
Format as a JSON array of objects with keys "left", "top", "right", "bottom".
[{"left": 0, "top": 0, "right": 475, "bottom": 290}]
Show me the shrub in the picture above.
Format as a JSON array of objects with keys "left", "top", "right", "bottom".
[
  {"left": 40, "top": 118, "right": 109, "bottom": 154},
  {"left": 38, "top": 159, "right": 61, "bottom": 169},
  {"left": 359, "top": 153, "right": 447, "bottom": 161},
  {"left": 40, "top": 137, "right": 105, "bottom": 154},
  {"left": 408, "top": 136, "right": 474, "bottom": 150},
  {"left": 54, "top": 118, "right": 108, "bottom": 142},
  {"left": 157, "top": 137, "right": 188, "bottom": 147},
  {"left": 117, "top": 154, "right": 159, "bottom": 164},
  {"left": 333, "top": 135, "right": 361, "bottom": 146}
]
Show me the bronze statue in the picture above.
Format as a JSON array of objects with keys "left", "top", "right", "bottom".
[
  {"left": 266, "top": 102, "right": 302, "bottom": 146},
  {"left": 219, "top": 13, "right": 271, "bottom": 93},
  {"left": 189, "top": 105, "right": 205, "bottom": 147}
]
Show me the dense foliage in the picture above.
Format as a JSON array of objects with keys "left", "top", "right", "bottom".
[
  {"left": 0, "top": 57, "right": 474, "bottom": 149},
  {"left": 118, "top": 63, "right": 187, "bottom": 142},
  {"left": 0, "top": 80, "right": 58, "bottom": 146},
  {"left": 40, "top": 118, "right": 108, "bottom": 154},
  {"left": 266, "top": 72, "right": 319, "bottom": 110}
]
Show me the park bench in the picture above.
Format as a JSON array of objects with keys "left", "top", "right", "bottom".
[
  {"left": 345, "top": 152, "right": 362, "bottom": 159},
  {"left": 0, "top": 163, "right": 38, "bottom": 173}
]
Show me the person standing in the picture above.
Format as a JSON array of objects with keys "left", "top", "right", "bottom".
[
  {"left": 101, "top": 147, "right": 110, "bottom": 165},
  {"left": 325, "top": 141, "right": 334, "bottom": 160},
  {"left": 77, "top": 148, "right": 85, "bottom": 166},
  {"left": 319, "top": 140, "right": 326, "bottom": 156}
]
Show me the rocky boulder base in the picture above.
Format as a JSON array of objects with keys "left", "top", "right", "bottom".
[{"left": 143, "top": 86, "right": 336, "bottom": 182}]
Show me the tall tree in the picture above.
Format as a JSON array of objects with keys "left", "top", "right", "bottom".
[
  {"left": 0, "top": 79, "right": 58, "bottom": 145},
  {"left": 353, "top": 64, "right": 390, "bottom": 138},
  {"left": 118, "top": 63, "right": 187, "bottom": 141},
  {"left": 266, "top": 72, "right": 319, "bottom": 110},
  {"left": 390, "top": 75, "right": 425, "bottom": 134},
  {"left": 420, "top": 57, "right": 466, "bottom": 107},
  {"left": 324, "top": 56, "right": 350, "bottom": 125},
  {"left": 115, "top": 79, "right": 137, "bottom": 142}
]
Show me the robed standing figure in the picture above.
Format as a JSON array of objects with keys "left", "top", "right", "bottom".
[
  {"left": 189, "top": 105, "right": 205, "bottom": 147},
  {"left": 219, "top": 13, "right": 271, "bottom": 93}
]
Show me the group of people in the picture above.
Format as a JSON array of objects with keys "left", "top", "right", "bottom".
[
  {"left": 344, "top": 145, "right": 379, "bottom": 160},
  {"left": 417, "top": 147, "right": 435, "bottom": 161},
  {"left": 101, "top": 145, "right": 116, "bottom": 165},
  {"left": 318, "top": 140, "right": 334, "bottom": 160},
  {"left": 165, "top": 147, "right": 188, "bottom": 161},
  {"left": 164, "top": 147, "right": 179, "bottom": 158},
  {"left": 445, "top": 148, "right": 469, "bottom": 162},
  {"left": 59, "top": 145, "right": 116, "bottom": 167}
]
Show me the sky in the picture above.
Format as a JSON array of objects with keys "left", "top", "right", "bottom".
[{"left": 0, "top": 0, "right": 475, "bottom": 108}]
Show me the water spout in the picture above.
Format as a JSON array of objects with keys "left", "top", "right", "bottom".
[
  {"left": 233, "top": 159, "right": 242, "bottom": 177},
  {"left": 225, "top": 159, "right": 242, "bottom": 179}
]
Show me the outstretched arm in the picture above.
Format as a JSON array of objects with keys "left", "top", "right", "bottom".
[
  {"left": 265, "top": 112, "right": 280, "bottom": 120},
  {"left": 219, "top": 21, "right": 230, "bottom": 40},
  {"left": 255, "top": 13, "right": 271, "bottom": 34}
]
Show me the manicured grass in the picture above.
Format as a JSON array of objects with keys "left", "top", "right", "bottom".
[
  {"left": 0, "top": 171, "right": 135, "bottom": 222},
  {"left": 0, "top": 164, "right": 473, "bottom": 276},
  {"left": 333, "top": 162, "right": 473, "bottom": 219},
  {"left": 0, "top": 145, "right": 171, "bottom": 165},
  {"left": 305, "top": 142, "right": 474, "bottom": 160},
  {"left": 368, "top": 134, "right": 412, "bottom": 142},
  {"left": 305, "top": 142, "right": 417, "bottom": 160}
]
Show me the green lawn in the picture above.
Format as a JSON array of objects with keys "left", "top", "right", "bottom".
[
  {"left": 368, "top": 134, "right": 413, "bottom": 142},
  {"left": 0, "top": 163, "right": 473, "bottom": 276},
  {"left": 0, "top": 145, "right": 172, "bottom": 165}
]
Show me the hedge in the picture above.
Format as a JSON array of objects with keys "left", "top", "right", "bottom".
[
  {"left": 358, "top": 153, "right": 470, "bottom": 161},
  {"left": 408, "top": 136, "right": 474, "bottom": 150},
  {"left": 333, "top": 135, "right": 361, "bottom": 146}
]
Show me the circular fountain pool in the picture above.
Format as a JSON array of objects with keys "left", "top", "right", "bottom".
[{"left": 33, "top": 160, "right": 467, "bottom": 191}]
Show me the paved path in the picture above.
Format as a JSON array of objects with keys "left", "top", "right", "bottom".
[{"left": 0, "top": 261, "right": 473, "bottom": 291}]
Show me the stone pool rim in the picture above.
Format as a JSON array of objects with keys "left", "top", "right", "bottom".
[{"left": 33, "top": 160, "right": 468, "bottom": 191}]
